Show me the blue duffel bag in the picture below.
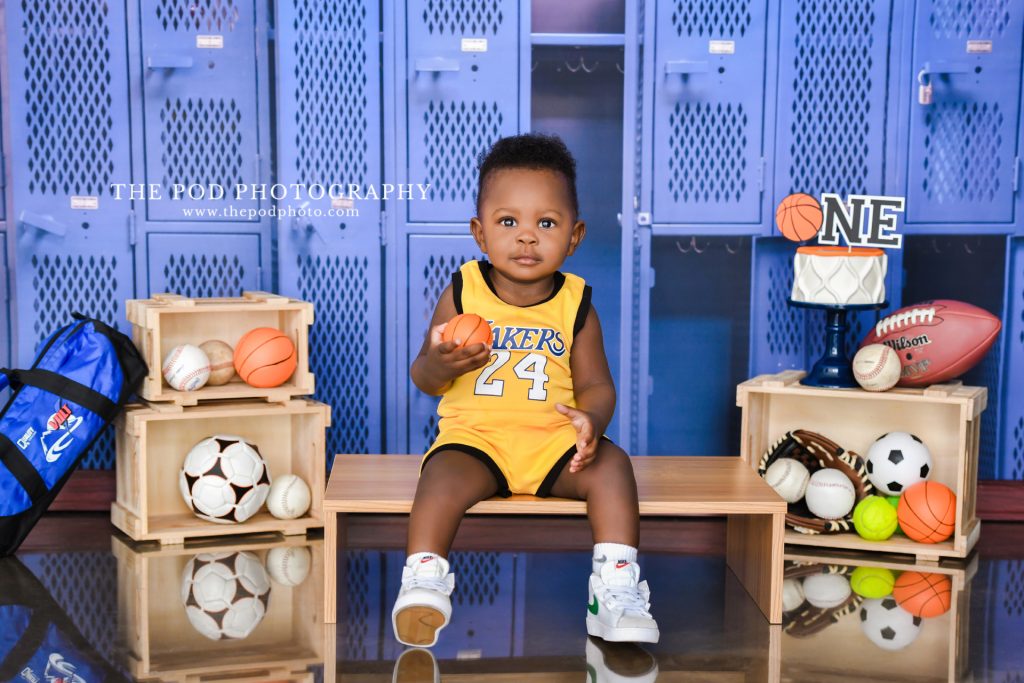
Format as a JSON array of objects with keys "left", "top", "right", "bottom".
[
  {"left": 0, "top": 555, "right": 130, "bottom": 682},
  {"left": 0, "top": 314, "right": 147, "bottom": 555}
]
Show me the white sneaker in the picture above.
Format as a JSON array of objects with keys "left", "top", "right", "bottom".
[
  {"left": 586, "top": 561, "right": 660, "bottom": 643},
  {"left": 392, "top": 554, "right": 455, "bottom": 647},
  {"left": 585, "top": 637, "right": 659, "bottom": 682}
]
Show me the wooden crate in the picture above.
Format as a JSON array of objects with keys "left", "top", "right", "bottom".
[
  {"left": 737, "top": 371, "right": 984, "bottom": 562},
  {"left": 127, "top": 291, "right": 315, "bottom": 405},
  {"left": 112, "top": 398, "right": 330, "bottom": 545},
  {"left": 781, "top": 547, "right": 977, "bottom": 682},
  {"left": 112, "top": 534, "right": 324, "bottom": 683}
]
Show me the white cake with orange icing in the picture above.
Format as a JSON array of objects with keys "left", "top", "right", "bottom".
[{"left": 791, "top": 246, "right": 887, "bottom": 305}]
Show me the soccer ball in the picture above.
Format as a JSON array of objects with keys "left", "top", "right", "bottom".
[
  {"left": 180, "top": 551, "right": 272, "bottom": 640},
  {"left": 179, "top": 435, "right": 272, "bottom": 523},
  {"left": 865, "top": 432, "right": 933, "bottom": 495},
  {"left": 859, "top": 597, "right": 922, "bottom": 651}
]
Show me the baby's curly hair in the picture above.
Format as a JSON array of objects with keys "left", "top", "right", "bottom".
[{"left": 475, "top": 133, "right": 579, "bottom": 218}]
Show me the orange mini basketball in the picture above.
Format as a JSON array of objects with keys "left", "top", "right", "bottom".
[
  {"left": 897, "top": 481, "right": 956, "bottom": 544},
  {"left": 775, "top": 193, "right": 823, "bottom": 242},
  {"left": 233, "top": 327, "right": 297, "bottom": 388},
  {"left": 442, "top": 313, "right": 493, "bottom": 349},
  {"left": 893, "top": 571, "right": 952, "bottom": 618}
]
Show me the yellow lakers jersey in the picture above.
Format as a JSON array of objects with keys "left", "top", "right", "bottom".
[{"left": 437, "top": 260, "right": 591, "bottom": 431}]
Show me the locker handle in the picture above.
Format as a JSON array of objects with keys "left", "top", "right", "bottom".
[
  {"left": 664, "top": 60, "right": 709, "bottom": 75},
  {"left": 921, "top": 61, "right": 972, "bottom": 76},
  {"left": 146, "top": 54, "right": 194, "bottom": 70},
  {"left": 18, "top": 210, "right": 66, "bottom": 238},
  {"left": 415, "top": 57, "right": 460, "bottom": 73}
]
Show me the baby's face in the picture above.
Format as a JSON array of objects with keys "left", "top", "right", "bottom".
[{"left": 471, "top": 167, "right": 585, "bottom": 282}]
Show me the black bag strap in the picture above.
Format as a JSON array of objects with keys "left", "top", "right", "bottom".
[
  {"left": 0, "top": 369, "right": 118, "bottom": 422},
  {"left": 0, "top": 608, "right": 50, "bottom": 679},
  {"left": 0, "top": 433, "right": 47, "bottom": 502}
]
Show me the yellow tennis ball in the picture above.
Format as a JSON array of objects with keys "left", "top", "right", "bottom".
[
  {"left": 850, "top": 566, "right": 896, "bottom": 599},
  {"left": 853, "top": 495, "right": 898, "bottom": 541}
]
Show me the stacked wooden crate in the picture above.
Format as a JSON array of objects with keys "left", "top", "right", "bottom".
[{"left": 112, "top": 291, "right": 330, "bottom": 546}]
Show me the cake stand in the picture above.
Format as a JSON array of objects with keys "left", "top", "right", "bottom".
[{"left": 788, "top": 299, "right": 888, "bottom": 388}]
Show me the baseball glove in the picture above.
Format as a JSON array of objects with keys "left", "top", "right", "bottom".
[
  {"left": 782, "top": 561, "right": 862, "bottom": 638},
  {"left": 758, "top": 429, "right": 874, "bottom": 534}
]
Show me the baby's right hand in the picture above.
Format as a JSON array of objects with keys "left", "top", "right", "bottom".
[{"left": 427, "top": 322, "right": 492, "bottom": 381}]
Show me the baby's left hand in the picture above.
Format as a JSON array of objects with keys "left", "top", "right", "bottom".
[{"left": 555, "top": 403, "right": 597, "bottom": 473}]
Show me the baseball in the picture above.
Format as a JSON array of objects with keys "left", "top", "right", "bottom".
[
  {"left": 853, "top": 343, "right": 901, "bottom": 392},
  {"left": 266, "top": 474, "right": 311, "bottom": 520},
  {"left": 782, "top": 578, "right": 805, "bottom": 612},
  {"left": 805, "top": 469, "right": 857, "bottom": 520},
  {"left": 162, "top": 344, "right": 211, "bottom": 392},
  {"left": 199, "top": 339, "right": 236, "bottom": 386},
  {"left": 802, "top": 573, "right": 852, "bottom": 609},
  {"left": 764, "top": 458, "right": 810, "bottom": 503},
  {"left": 265, "top": 546, "right": 312, "bottom": 587}
]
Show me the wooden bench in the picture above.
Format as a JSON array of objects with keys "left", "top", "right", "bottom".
[{"left": 323, "top": 454, "right": 786, "bottom": 625}]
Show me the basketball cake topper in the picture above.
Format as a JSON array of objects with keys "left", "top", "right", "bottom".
[{"left": 775, "top": 192, "right": 906, "bottom": 249}]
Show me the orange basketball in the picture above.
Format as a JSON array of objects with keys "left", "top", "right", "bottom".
[
  {"left": 233, "top": 327, "right": 297, "bottom": 388},
  {"left": 897, "top": 481, "right": 956, "bottom": 544},
  {"left": 775, "top": 193, "right": 823, "bottom": 242},
  {"left": 442, "top": 313, "right": 493, "bottom": 349},
  {"left": 893, "top": 571, "right": 952, "bottom": 618}
]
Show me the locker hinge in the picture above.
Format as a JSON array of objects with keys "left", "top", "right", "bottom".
[
  {"left": 127, "top": 210, "right": 137, "bottom": 246},
  {"left": 253, "top": 154, "right": 262, "bottom": 185},
  {"left": 758, "top": 157, "right": 766, "bottom": 192},
  {"left": 0, "top": 153, "right": 6, "bottom": 189},
  {"left": 648, "top": 375, "right": 654, "bottom": 396},
  {"left": 648, "top": 266, "right": 656, "bottom": 289},
  {"left": 1014, "top": 156, "right": 1021, "bottom": 193},
  {"left": 379, "top": 209, "right": 387, "bottom": 246},
  {"left": 256, "top": 266, "right": 264, "bottom": 289}
]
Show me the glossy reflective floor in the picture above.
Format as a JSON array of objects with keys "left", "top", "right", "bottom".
[{"left": 5, "top": 514, "right": 1024, "bottom": 682}]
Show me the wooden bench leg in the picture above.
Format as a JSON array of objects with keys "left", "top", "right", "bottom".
[
  {"left": 725, "top": 512, "right": 784, "bottom": 624},
  {"left": 324, "top": 510, "right": 338, "bottom": 624}
]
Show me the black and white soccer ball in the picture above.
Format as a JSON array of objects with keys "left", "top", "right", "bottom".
[
  {"left": 179, "top": 435, "right": 271, "bottom": 523},
  {"left": 865, "top": 432, "right": 932, "bottom": 495},
  {"left": 180, "top": 551, "right": 271, "bottom": 640},
  {"left": 859, "top": 597, "right": 922, "bottom": 651}
]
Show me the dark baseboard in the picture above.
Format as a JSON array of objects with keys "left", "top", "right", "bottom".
[{"left": 52, "top": 469, "right": 1024, "bottom": 521}]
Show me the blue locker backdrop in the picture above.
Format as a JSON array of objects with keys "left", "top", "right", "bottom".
[
  {"left": 125, "top": 0, "right": 274, "bottom": 299},
  {"left": 651, "top": 0, "right": 768, "bottom": 228},
  {"left": 904, "top": 0, "right": 1023, "bottom": 228},
  {"left": 1, "top": 0, "right": 1023, "bottom": 482},
  {"left": 275, "top": 0, "right": 385, "bottom": 461}
]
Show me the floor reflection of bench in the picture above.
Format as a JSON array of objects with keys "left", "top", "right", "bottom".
[{"left": 323, "top": 455, "right": 786, "bottom": 625}]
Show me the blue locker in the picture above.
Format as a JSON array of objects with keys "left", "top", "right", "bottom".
[
  {"left": 1002, "top": 237, "right": 1024, "bottom": 479},
  {"left": 748, "top": 237, "right": 807, "bottom": 374},
  {"left": 0, "top": 78, "right": 5, "bottom": 222},
  {"left": 275, "top": 0, "right": 384, "bottom": 459},
  {"left": 405, "top": 0, "right": 522, "bottom": 223},
  {"left": 651, "top": 1, "right": 768, "bottom": 226},
  {"left": 0, "top": 230, "right": 8, "bottom": 394},
  {"left": 405, "top": 235, "right": 481, "bottom": 454},
  {"left": 905, "top": 0, "right": 1023, "bottom": 226},
  {"left": 295, "top": 247, "right": 383, "bottom": 466},
  {"left": 137, "top": 0, "right": 264, "bottom": 222},
  {"left": 145, "top": 233, "right": 261, "bottom": 296},
  {"left": 773, "top": 0, "right": 895, "bottom": 202},
  {"left": 6, "top": 0, "right": 134, "bottom": 470},
  {"left": 339, "top": 550, "right": 385, "bottom": 662}
]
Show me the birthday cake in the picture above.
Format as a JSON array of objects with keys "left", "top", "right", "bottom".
[{"left": 791, "top": 246, "right": 887, "bottom": 306}]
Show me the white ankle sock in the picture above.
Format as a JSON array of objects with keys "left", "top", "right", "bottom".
[{"left": 592, "top": 543, "right": 638, "bottom": 574}]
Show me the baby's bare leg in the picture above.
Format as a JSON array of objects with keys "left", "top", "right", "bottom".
[
  {"left": 406, "top": 450, "right": 500, "bottom": 556},
  {"left": 548, "top": 441, "right": 640, "bottom": 546}
]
